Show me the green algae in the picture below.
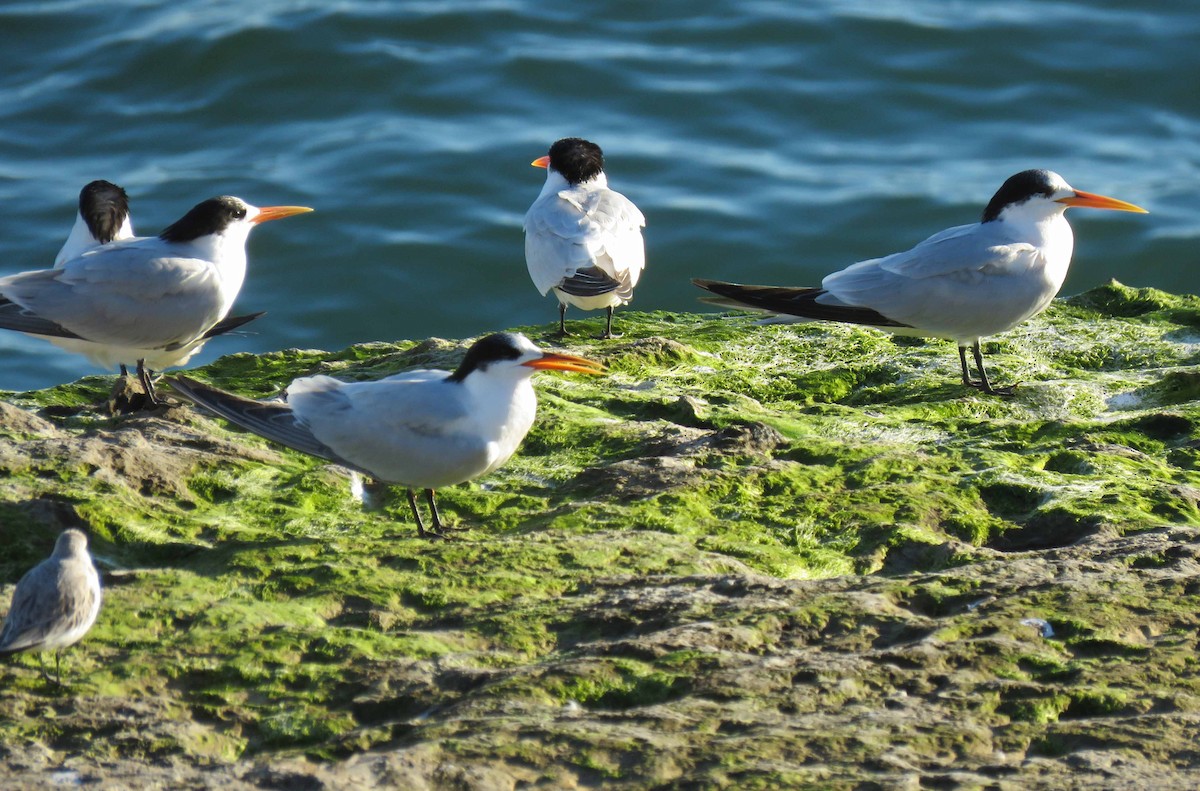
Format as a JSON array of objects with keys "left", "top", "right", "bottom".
[{"left": 0, "top": 281, "right": 1199, "bottom": 783}]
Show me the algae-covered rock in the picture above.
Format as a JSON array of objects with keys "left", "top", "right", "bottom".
[{"left": 1, "top": 281, "right": 1199, "bottom": 788}]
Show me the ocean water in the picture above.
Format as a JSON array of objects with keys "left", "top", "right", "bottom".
[{"left": 0, "top": 0, "right": 1196, "bottom": 392}]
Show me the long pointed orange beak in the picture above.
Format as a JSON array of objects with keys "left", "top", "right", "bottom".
[
  {"left": 523, "top": 351, "right": 606, "bottom": 375},
  {"left": 531, "top": 155, "right": 550, "bottom": 169},
  {"left": 1056, "top": 190, "right": 1147, "bottom": 213},
  {"left": 252, "top": 205, "right": 315, "bottom": 224}
]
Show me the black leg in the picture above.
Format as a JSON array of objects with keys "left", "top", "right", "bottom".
[
  {"left": 425, "top": 488, "right": 467, "bottom": 533},
  {"left": 405, "top": 488, "right": 429, "bottom": 538},
  {"left": 597, "top": 306, "right": 621, "bottom": 339},
  {"left": 556, "top": 303, "right": 572, "bottom": 337},
  {"left": 961, "top": 341, "right": 1017, "bottom": 396},
  {"left": 425, "top": 488, "right": 443, "bottom": 531},
  {"left": 958, "top": 345, "right": 973, "bottom": 387},
  {"left": 136, "top": 359, "right": 162, "bottom": 406}
]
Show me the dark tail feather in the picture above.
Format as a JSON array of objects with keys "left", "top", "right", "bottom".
[
  {"left": 202, "top": 311, "right": 265, "bottom": 340},
  {"left": 558, "top": 266, "right": 622, "bottom": 298},
  {"left": 166, "top": 375, "right": 356, "bottom": 468},
  {"left": 691, "top": 278, "right": 909, "bottom": 329}
]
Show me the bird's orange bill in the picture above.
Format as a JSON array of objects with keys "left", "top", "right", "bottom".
[
  {"left": 530, "top": 155, "right": 550, "bottom": 169},
  {"left": 523, "top": 352, "right": 606, "bottom": 375},
  {"left": 1056, "top": 190, "right": 1147, "bottom": 213},
  {"left": 253, "top": 205, "right": 315, "bottom": 224}
]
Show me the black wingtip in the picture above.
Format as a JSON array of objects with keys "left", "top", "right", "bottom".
[
  {"left": 691, "top": 278, "right": 752, "bottom": 297},
  {"left": 163, "top": 374, "right": 208, "bottom": 401},
  {"left": 201, "top": 311, "right": 266, "bottom": 340}
]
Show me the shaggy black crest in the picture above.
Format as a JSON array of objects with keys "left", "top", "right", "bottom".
[
  {"left": 547, "top": 137, "right": 605, "bottom": 185},
  {"left": 448, "top": 333, "right": 526, "bottom": 382},
  {"left": 981, "top": 170, "right": 1059, "bottom": 223},
  {"left": 79, "top": 180, "right": 130, "bottom": 244},
  {"left": 159, "top": 196, "right": 249, "bottom": 243}
]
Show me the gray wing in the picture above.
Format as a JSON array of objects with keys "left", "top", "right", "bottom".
[
  {"left": 167, "top": 375, "right": 366, "bottom": 473},
  {"left": 524, "top": 186, "right": 645, "bottom": 296},
  {"left": 0, "top": 246, "right": 225, "bottom": 348},
  {"left": 825, "top": 222, "right": 1032, "bottom": 288},
  {"left": 0, "top": 298, "right": 84, "bottom": 339},
  {"left": 0, "top": 560, "right": 91, "bottom": 653}
]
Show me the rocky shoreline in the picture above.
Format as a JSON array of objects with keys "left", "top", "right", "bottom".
[{"left": 1, "top": 281, "right": 1199, "bottom": 789}]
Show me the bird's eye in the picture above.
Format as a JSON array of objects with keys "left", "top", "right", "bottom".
[{"left": 232, "top": 207, "right": 247, "bottom": 220}]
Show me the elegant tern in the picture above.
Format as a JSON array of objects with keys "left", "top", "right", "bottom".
[
  {"left": 0, "top": 529, "right": 101, "bottom": 684},
  {"left": 48, "top": 181, "right": 264, "bottom": 384},
  {"left": 167, "top": 332, "right": 605, "bottom": 538},
  {"left": 524, "top": 137, "right": 646, "bottom": 338},
  {"left": 0, "top": 196, "right": 312, "bottom": 405},
  {"left": 694, "top": 169, "right": 1147, "bottom": 394}
]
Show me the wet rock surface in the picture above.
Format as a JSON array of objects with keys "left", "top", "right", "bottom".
[{"left": 1, "top": 282, "right": 1199, "bottom": 788}]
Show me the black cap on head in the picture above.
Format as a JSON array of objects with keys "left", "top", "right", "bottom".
[
  {"left": 79, "top": 180, "right": 130, "bottom": 244},
  {"left": 159, "top": 196, "right": 250, "bottom": 243},
  {"left": 448, "top": 332, "right": 526, "bottom": 382},
  {"left": 548, "top": 138, "right": 605, "bottom": 185},
  {"left": 981, "top": 170, "right": 1060, "bottom": 223}
]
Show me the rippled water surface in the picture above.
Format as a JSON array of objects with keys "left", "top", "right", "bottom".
[{"left": 0, "top": 1, "right": 1196, "bottom": 390}]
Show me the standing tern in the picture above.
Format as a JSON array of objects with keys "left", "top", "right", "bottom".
[
  {"left": 0, "top": 196, "right": 312, "bottom": 405},
  {"left": 524, "top": 137, "right": 646, "bottom": 338},
  {"left": 167, "top": 332, "right": 606, "bottom": 538},
  {"left": 0, "top": 529, "right": 101, "bottom": 684},
  {"left": 693, "top": 170, "right": 1147, "bottom": 394},
  {"left": 51, "top": 181, "right": 267, "bottom": 383}
]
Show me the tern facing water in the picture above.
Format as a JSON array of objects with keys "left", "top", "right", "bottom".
[
  {"left": 55, "top": 180, "right": 135, "bottom": 267},
  {"left": 167, "top": 332, "right": 605, "bottom": 538},
  {"left": 0, "top": 529, "right": 101, "bottom": 684},
  {"left": 524, "top": 137, "right": 646, "bottom": 339},
  {"left": 694, "top": 170, "right": 1147, "bottom": 394}
]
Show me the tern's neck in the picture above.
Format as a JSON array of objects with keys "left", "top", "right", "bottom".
[
  {"left": 995, "top": 203, "right": 1075, "bottom": 293},
  {"left": 55, "top": 215, "right": 96, "bottom": 266},
  {"left": 995, "top": 203, "right": 1072, "bottom": 247},
  {"left": 464, "top": 371, "right": 539, "bottom": 457},
  {"left": 57, "top": 212, "right": 134, "bottom": 267},
  {"left": 185, "top": 226, "right": 252, "bottom": 313},
  {"left": 537, "top": 169, "right": 608, "bottom": 200},
  {"left": 461, "top": 369, "right": 536, "bottom": 421}
]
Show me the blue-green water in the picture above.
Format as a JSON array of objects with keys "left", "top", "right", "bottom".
[{"left": 0, "top": 1, "right": 1196, "bottom": 392}]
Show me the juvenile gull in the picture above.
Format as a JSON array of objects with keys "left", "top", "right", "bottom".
[{"left": 0, "top": 529, "right": 102, "bottom": 683}]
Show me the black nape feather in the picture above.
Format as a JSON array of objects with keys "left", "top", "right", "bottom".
[
  {"left": 981, "top": 169, "right": 1058, "bottom": 223},
  {"left": 448, "top": 333, "right": 525, "bottom": 382},
  {"left": 547, "top": 138, "right": 605, "bottom": 185},
  {"left": 159, "top": 196, "right": 249, "bottom": 243},
  {"left": 79, "top": 180, "right": 130, "bottom": 244}
]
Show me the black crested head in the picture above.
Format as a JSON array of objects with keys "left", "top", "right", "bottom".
[
  {"left": 981, "top": 169, "right": 1059, "bottom": 223},
  {"left": 447, "top": 332, "right": 526, "bottom": 382},
  {"left": 159, "top": 196, "right": 250, "bottom": 243},
  {"left": 79, "top": 180, "right": 130, "bottom": 244},
  {"left": 547, "top": 137, "right": 605, "bottom": 185}
]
